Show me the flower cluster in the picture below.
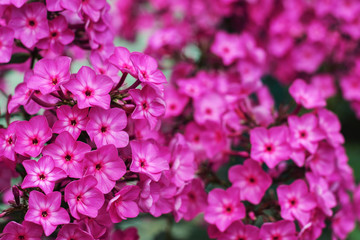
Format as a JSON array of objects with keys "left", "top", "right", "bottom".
[{"left": 0, "top": 1, "right": 359, "bottom": 240}]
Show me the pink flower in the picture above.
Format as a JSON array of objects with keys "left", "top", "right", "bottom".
[
  {"left": 130, "top": 140, "right": 169, "bottom": 181},
  {"left": 211, "top": 31, "right": 245, "bottom": 66},
  {"left": 277, "top": 179, "right": 317, "bottom": 225},
  {"left": 25, "top": 191, "right": 70, "bottom": 236},
  {"left": 107, "top": 185, "right": 140, "bottom": 222},
  {"left": 0, "top": 0, "right": 27, "bottom": 8},
  {"left": 36, "top": 15, "right": 74, "bottom": 55},
  {"left": 173, "top": 178, "right": 207, "bottom": 222},
  {"left": 250, "top": 126, "right": 291, "bottom": 168},
  {"left": 8, "top": 2, "right": 49, "bottom": 48},
  {"left": 52, "top": 104, "right": 89, "bottom": 140},
  {"left": 228, "top": 159, "right": 272, "bottom": 204},
  {"left": 310, "top": 74, "right": 336, "bottom": 99},
  {"left": 218, "top": 221, "right": 259, "bottom": 240},
  {"left": 163, "top": 86, "right": 189, "bottom": 118},
  {"left": 90, "top": 52, "right": 120, "bottom": 84},
  {"left": 27, "top": 56, "right": 71, "bottom": 95},
  {"left": 306, "top": 173, "right": 336, "bottom": 216},
  {"left": 288, "top": 113, "right": 325, "bottom": 154},
  {"left": 21, "top": 156, "right": 67, "bottom": 194},
  {"left": 84, "top": 144, "right": 126, "bottom": 194},
  {"left": 2, "top": 221, "right": 43, "bottom": 240},
  {"left": 204, "top": 187, "right": 246, "bottom": 232},
  {"left": 289, "top": 79, "right": 326, "bottom": 109},
  {"left": 65, "top": 175, "right": 104, "bottom": 219},
  {"left": 194, "top": 92, "right": 226, "bottom": 125},
  {"left": 64, "top": 66, "right": 113, "bottom": 110},
  {"left": 111, "top": 227, "right": 139, "bottom": 240},
  {"left": 168, "top": 134, "right": 196, "bottom": 187},
  {"left": 306, "top": 142, "right": 335, "bottom": 176},
  {"left": 57, "top": 223, "right": 94, "bottom": 240},
  {"left": 129, "top": 85, "right": 166, "bottom": 130},
  {"left": 86, "top": 107, "right": 129, "bottom": 148},
  {"left": 14, "top": 115, "right": 52, "bottom": 157},
  {"left": 42, "top": 132, "right": 91, "bottom": 178},
  {"left": 259, "top": 220, "right": 297, "bottom": 240},
  {"left": 317, "top": 108, "right": 344, "bottom": 146},
  {"left": 0, "top": 27, "right": 14, "bottom": 63},
  {"left": 0, "top": 121, "right": 17, "bottom": 161},
  {"left": 291, "top": 43, "right": 325, "bottom": 73},
  {"left": 108, "top": 46, "right": 137, "bottom": 77},
  {"left": 130, "top": 53, "right": 167, "bottom": 84}
]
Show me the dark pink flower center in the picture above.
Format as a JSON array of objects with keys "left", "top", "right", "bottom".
[
  {"left": 224, "top": 204, "right": 233, "bottom": 214},
  {"left": 299, "top": 130, "right": 307, "bottom": 138},
  {"left": 84, "top": 89, "right": 93, "bottom": 97},
  {"left": 139, "top": 159, "right": 147, "bottom": 168},
  {"left": 76, "top": 195, "right": 82, "bottom": 201},
  {"left": 27, "top": 19, "right": 37, "bottom": 28},
  {"left": 188, "top": 192, "right": 196, "bottom": 202},
  {"left": 17, "top": 235, "right": 25, "bottom": 240},
  {"left": 289, "top": 198, "right": 297, "bottom": 207},
  {"left": 32, "top": 138, "right": 39, "bottom": 145},
  {"left": 272, "top": 235, "right": 281, "bottom": 240},
  {"left": 237, "top": 236, "right": 246, "bottom": 240},
  {"left": 65, "top": 154, "right": 72, "bottom": 161},
  {"left": 70, "top": 119, "right": 77, "bottom": 126},
  {"left": 141, "top": 71, "right": 149, "bottom": 79},
  {"left": 247, "top": 176, "right": 256, "bottom": 184},
  {"left": 95, "top": 163, "right": 102, "bottom": 170},
  {"left": 223, "top": 46, "right": 230, "bottom": 53},
  {"left": 50, "top": 31, "right": 59, "bottom": 38},
  {"left": 265, "top": 144, "right": 273, "bottom": 152},
  {"left": 142, "top": 101, "right": 149, "bottom": 110},
  {"left": 169, "top": 103, "right": 177, "bottom": 110},
  {"left": 51, "top": 77, "right": 58, "bottom": 85},
  {"left": 6, "top": 137, "right": 13, "bottom": 145},
  {"left": 101, "top": 126, "right": 107, "bottom": 133},
  {"left": 205, "top": 108, "right": 213, "bottom": 115},
  {"left": 39, "top": 173, "right": 46, "bottom": 180},
  {"left": 41, "top": 210, "right": 48, "bottom": 217}
]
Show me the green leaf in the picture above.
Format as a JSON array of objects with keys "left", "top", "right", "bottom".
[{"left": 8, "top": 53, "right": 30, "bottom": 64}]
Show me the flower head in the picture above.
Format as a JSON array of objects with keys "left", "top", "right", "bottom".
[
  {"left": 84, "top": 144, "right": 126, "bottom": 193},
  {"left": 21, "top": 156, "right": 67, "bottom": 194},
  {"left": 25, "top": 191, "right": 70, "bottom": 236},
  {"left": 65, "top": 175, "right": 105, "bottom": 219},
  {"left": 2, "top": 221, "right": 43, "bottom": 240}
]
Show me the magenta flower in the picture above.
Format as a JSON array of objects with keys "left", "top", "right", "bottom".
[
  {"left": 21, "top": 156, "right": 67, "bottom": 194},
  {"left": 27, "top": 56, "right": 71, "bottom": 95},
  {"left": 25, "top": 191, "right": 70, "bottom": 236},
  {"left": 84, "top": 144, "right": 126, "bottom": 194},
  {"left": 0, "top": 27, "right": 14, "bottom": 63},
  {"left": 288, "top": 113, "right": 325, "bottom": 154},
  {"left": 86, "top": 107, "right": 129, "bottom": 148},
  {"left": 65, "top": 175, "right": 104, "bottom": 219},
  {"left": 2, "top": 221, "right": 43, "bottom": 240},
  {"left": 204, "top": 187, "right": 245, "bottom": 232},
  {"left": 306, "top": 142, "right": 335, "bottom": 176},
  {"left": 130, "top": 140, "right": 169, "bottom": 181},
  {"left": 130, "top": 53, "right": 167, "bottom": 84},
  {"left": 107, "top": 185, "right": 140, "bottom": 223},
  {"left": 164, "top": 86, "right": 189, "bottom": 118},
  {"left": 259, "top": 220, "right": 297, "bottom": 240},
  {"left": 52, "top": 104, "right": 89, "bottom": 140},
  {"left": 90, "top": 52, "right": 120, "bottom": 84},
  {"left": 57, "top": 223, "right": 94, "bottom": 240},
  {"left": 277, "top": 179, "right": 317, "bottom": 225},
  {"left": 228, "top": 159, "right": 272, "bottom": 204},
  {"left": 0, "top": 0, "right": 27, "bottom": 8},
  {"left": 194, "top": 92, "right": 226, "bottom": 125},
  {"left": 8, "top": 2, "right": 49, "bottom": 48},
  {"left": 250, "top": 126, "right": 291, "bottom": 168},
  {"left": 317, "top": 108, "right": 344, "bottom": 146},
  {"left": 43, "top": 132, "right": 91, "bottom": 178},
  {"left": 173, "top": 178, "right": 207, "bottom": 222},
  {"left": 289, "top": 79, "right": 326, "bottom": 109},
  {"left": 37, "top": 15, "right": 74, "bottom": 55},
  {"left": 219, "top": 221, "right": 259, "bottom": 240},
  {"left": 129, "top": 85, "right": 166, "bottom": 129},
  {"left": 14, "top": 115, "right": 52, "bottom": 157},
  {"left": 168, "top": 137, "right": 196, "bottom": 187},
  {"left": 211, "top": 31, "right": 245, "bottom": 66},
  {"left": 64, "top": 66, "right": 113, "bottom": 110},
  {"left": 306, "top": 173, "right": 336, "bottom": 216},
  {"left": 0, "top": 121, "right": 17, "bottom": 161},
  {"left": 109, "top": 47, "right": 137, "bottom": 76}
]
